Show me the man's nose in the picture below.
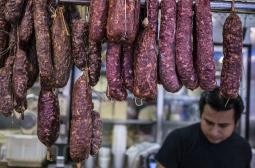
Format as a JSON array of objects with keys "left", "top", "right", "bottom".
[{"left": 210, "top": 126, "right": 221, "bottom": 137}]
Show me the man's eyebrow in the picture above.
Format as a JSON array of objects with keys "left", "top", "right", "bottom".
[
  {"left": 204, "top": 117, "right": 231, "bottom": 126},
  {"left": 218, "top": 123, "right": 231, "bottom": 127},
  {"left": 203, "top": 118, "right": 215, "bottom": 125}
]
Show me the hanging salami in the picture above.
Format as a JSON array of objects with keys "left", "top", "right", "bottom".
[
  {"left": 220, "top": 12, "right": 243, "bottom": 98},
  {"left": 176, "top": 0, "right": 198, "bottom": 90},
  {"left": 89, "top": 0, "right": 108, "bottom": 42},
  {"left": 33, "top": 0, "right": 54, "bottom": 88},
  {"left": 133, "top": 0, "right": 158, "bottom": 100},
  {"left": 159, "top": 0, "right": 182, "bottom": 92},
  {"left": 106, "top": 42, "right": 127, "bottom": 101},
  {"left": 106, "top": 0, "right": 140, "bottom": 43},
  {"left": 70, "top": 73, "right": 93, "bottom": 162},
  {"left": 0, "top": 56, "right": 15, "bottom": 117},
  {"left": 37, "top": 88, "right": 60, "bottom": 160},
  {"left": 195, "top": 0, "right": 216, "bottom": 91},
  {"left": 12, "top": 48, "right": 28, "bottom": 114},
  {"left": 51, "top": 6, "right": 72, "bottom": 88}
]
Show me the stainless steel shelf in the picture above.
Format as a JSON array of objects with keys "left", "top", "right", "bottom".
[
  {"left": 56, "top": 0, "right": 90, "bottom": 5},
  {"left": 163, "top": 120, "right": 197, "bottom": 127},
  {"left": 211, "top": 0, "right": 255, "bottom": 14},
  {"left": 164, "top": 96, "right": 200, "bottom": 102},
  {"left": 102, "top": 119, "right": 156, "bottom": 125},
  {"left": 56, "top": 0, "right": 145, "bottom": 5}
]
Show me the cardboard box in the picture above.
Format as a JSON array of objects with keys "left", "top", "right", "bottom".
[
  {"left": 99, "top": 101, "right": 114, "bottom": 120},
  {"left": 113, "top": 101, "right": 128, "bottom": 120}
]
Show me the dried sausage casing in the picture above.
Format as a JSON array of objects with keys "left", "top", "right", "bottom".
[
  {"left": 195, "top": 0, "right": 216, "bottom": 91},
  {"left": 159, "top": 0, "right": 182, "bottom": 92},
  {"left": 220, "top": 13, "right": 243, "bottom": 98},
  {"left": 70, "top": 74, "right": 93, "bottom": 162}
]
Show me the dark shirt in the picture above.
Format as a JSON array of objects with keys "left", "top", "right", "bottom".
[{"left": 155, "top": 123, "right": 252, "bottom": 168}]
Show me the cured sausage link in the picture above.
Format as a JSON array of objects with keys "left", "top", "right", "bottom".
[
  {"left": 220, "top": 13, "right": 243, "bottom": 98},
  {"left": 176, "top": 0, "right": 198, "bottom": 90},
  {"left": 195, "top": 0, "right": 216, "bottom": 91},
  {"left": 159, "top": 0, "right": 182, "bottom": 92}
]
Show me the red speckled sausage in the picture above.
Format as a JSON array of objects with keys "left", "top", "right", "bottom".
[
  {"left": 0, "top": 0, "right": 9, "bottom": 67},
  {"left": 106, "top": 42, "right": 127, "bottom": 101},
  {"left": 0, "top": 56, "right": 15, "bottom": 117},
  {"left": 133, "top": 30, "right": 157, "bottom": 100},
  {"left": 220, "top": 13, "right": 243, "bottom": 98},
  {"left": 19, "top": 0, "right": 33, "bottom": 46},
  {"left": 133, "top": 0, "right": 158, "bottom": 100},
  {"left": 37, "top": 88, "right": 60, "bottom": 150},
  {"left": 51, "top": 7, "right": 72, "bottom": 88},
  {"left": 5, "top": 0, "right": 25, "bottom": 24},
  {"left": 90, "top": 111, "right": 102, "bottom": 156},
  {"left": 89, "top": 0, "right": 108, "bottom": 42},
  {"left": 71, "top": 19, "right": 88, "bottom": 71},
  {"left": 159, "top": 0, "right": 182, "bottom": 92},
  {"left": 88, "top": 40, "right": 101, "bottom": 86},
  {"left": 70, "top": 74, "right": 93, "bottom": 162},
  {"left": 27, "top": 37, "right": 39, "bottom": 89},
  {"left": 33, "top": 0, "right": 54, "bottom": 88},
  {"left": 12, "top": 48, "right": 28, "bottom": 114},
  {"left": 122, "top": 44, "right": 134, "bottom": 92},
  {"left": 106, "top": 0, "right": 140, "bottom": 44},
  {"left": 195, "top": 0, "right": 216, "bottom": 91},
  {"left": 176, "top": 0, "right": 198, "bottom": 90}
]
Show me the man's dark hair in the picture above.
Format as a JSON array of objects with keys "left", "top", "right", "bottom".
[{"left": 199, "top": 87, "right": 244, "bottom": 123}]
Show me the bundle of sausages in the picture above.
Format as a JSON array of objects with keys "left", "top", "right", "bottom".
[
  {"left": 104, "top": 0, "right": 140, "bottom": 100},
  {"left": 159, "top": 0, "right": 182, "bottom": 92},
  {"left": 0, "top": 0, "right": 245, "bottom": 165},
  {"left": 69, "top": 4, "right": 104, "bottom": 164},
  {"left": 0, "top": 0, "right": 75, "bottom": 158},
  {"left": 70, "top": 72, "right": 102, "bottom": 164},
  {"left": 194, "top": 0, "right": 216, "bottom": 91}
]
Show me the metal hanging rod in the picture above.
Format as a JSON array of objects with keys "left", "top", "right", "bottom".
[
  {"left": 56, "top": 0, "right": 90, "bottom": 5},
  {"left": 211, "top": 1, "right": 255, "bottom": 14},
  {"left": 56, "top": 0, "right": 255, "bottom": 14}
]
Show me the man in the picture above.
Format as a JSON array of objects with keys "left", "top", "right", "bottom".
[{"left": 156, "top": 87, "right": 252, "bottom": 168}]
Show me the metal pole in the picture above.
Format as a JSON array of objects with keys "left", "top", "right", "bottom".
[
  {"left": 56, "top": 0, "right": 146, "bottom": 5},
  {"left": 57, "top": 0, "right": 255, "bottom": 14},
  {"left": 56, "top": 0, "right": 90, "bottom": 5},
  {"left": 156, "top": 85, "right": 164, "bottom": 144},
  {"left": 245, "top": 46, "right": 252, "bottom": 140},
  {"left": 211, "top": 1, "right": 255, "bottom": 14}
]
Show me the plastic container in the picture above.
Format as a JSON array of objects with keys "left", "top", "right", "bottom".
[
  {"left": 6, "top": 134, "right": 46, "bottom": 167},
  {"left": 112, "top": 125, "right": 127, "bottom": 168},
  {"left": 98, "top": 147, "right": 111, "bottom": 168}
]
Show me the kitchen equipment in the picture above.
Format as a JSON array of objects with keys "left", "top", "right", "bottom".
[
  {"left": 126, "top": 142, "right": 160, "bottom": 168},
  {"left": 6, "top": 134, "right": 46, "bottom": 167},
  {"left": 98, "top": 147, "right": 111, "bottom": 168},
  {"left": 112, "top": 125, "right": 127, "bottom": 168},
  {"left": 17, "top": 94, "right": 38, "bottom": 135}
]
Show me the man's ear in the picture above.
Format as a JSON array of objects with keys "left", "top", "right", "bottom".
[
  {"left": 199, "top": 110, "right": 203, "bottom": 119},
  {"left": 235, "top": 120, "right": 240, "bottom": 129}
]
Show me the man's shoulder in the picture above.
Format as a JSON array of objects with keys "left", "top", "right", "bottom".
[
  {"left": 231, "top": 133, "right": 252, "bottom": 151},
  {"left": 227, "top": 133, "right": 252, "bottom": 162},
  {"left": 173, "top": 122, "right": 200, "bottom": 134},
  {"left": 167, "top": 122, "right": 200, "bottom": 141}
]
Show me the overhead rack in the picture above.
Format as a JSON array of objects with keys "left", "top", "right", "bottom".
[
  {"left": 56, "top": 0, "right": 254, "bottom": 142},
  {"left": 55, "top": 0, "right": 255, "bottom": 14}
]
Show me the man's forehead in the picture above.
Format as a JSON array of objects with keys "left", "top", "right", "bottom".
[{"left": 202, "top": 104, "right": 235, "bottom": 123}]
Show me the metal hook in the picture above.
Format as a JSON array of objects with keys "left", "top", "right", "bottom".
[
  {"left": 231, "top": 0, "right": 236, "bottom": 13},
  {"left": 135, "top": 97, "right": 143, "bottom": 106},
  {"left": 225, "top": 98, "right": 230, "bottom": 108},
  {"left": 55, "top": 0, "right": 59, "bottom": 6}
]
